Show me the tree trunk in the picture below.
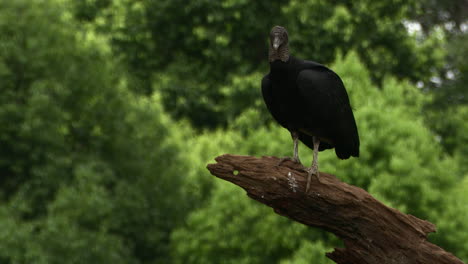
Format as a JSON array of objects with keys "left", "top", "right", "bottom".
[{"left": 206, "top": 154, "right": 464, "bottom": 264}]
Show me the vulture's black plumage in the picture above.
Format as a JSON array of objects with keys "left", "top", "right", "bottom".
[{"left": 262, "top": 26, "right": 359, "bottom": 191}]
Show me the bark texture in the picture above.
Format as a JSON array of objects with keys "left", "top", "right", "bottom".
[{"left": 206, "top": 154, "right": 464, "bottom": 264}]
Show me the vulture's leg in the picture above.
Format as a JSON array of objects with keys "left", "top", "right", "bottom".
[
  {"left": 277, "top": 131, "right": 301, "bottom": 166},
  {"left": 306, "top": 136, "right": 320, "bottom": 192},
  {"left": 292, "top": 132, "right": 300, "bottom": 162}
]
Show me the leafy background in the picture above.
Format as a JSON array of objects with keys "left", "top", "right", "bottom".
[{"left": 0, "top": 0, "right": 467, "bottom": 263}]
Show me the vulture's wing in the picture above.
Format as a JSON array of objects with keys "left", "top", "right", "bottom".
[
  {"left": 297, "top": 67, "right": 351, "bottom": 117},
  {"left": 296, "top": 66, "right": 359, "bottom": 158},
  {"left": 261, "top": 73, "right": 283, "bottom": 126}
]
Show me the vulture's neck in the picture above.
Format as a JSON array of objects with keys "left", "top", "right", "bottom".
[{"left": 269, "top": 45, "right": 290, "bottom": 62}]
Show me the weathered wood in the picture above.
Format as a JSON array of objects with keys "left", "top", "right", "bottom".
[{"left": 206, "top": 154, "right": 464, "bottom": 264}]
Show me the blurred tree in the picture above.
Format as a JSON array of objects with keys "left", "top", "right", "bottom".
[
  {"left": 425, "top": 105, "right": 468, "bottom": 174},
  {"left": 69, "top": 0, "right": 446, "bottom": 129},
  {"left": 172, "top": 161, "right": 342, "bottom": 264},
  {"left": 0, "top": 0, "right": 465, "bottom": 263},
  {"left": 71, "top": 0, "right": 112, "bottom": 22},
  {"left": 72, "top": 0, "right": 467, "bottom": 198},
  {"left": 0, "top": 0, "right": 189, "bottom": 263},
  {"left": 410, "top": 0, "right": 468, "bottom": 34},
  {"left": 429, "top": 175, "right": 468, "bottom": 262},
  {"left": 405, "top": 0, "right": 467, "bottom": 152},
  {"left": 421, "top": 32, "right": 467, "bottom": 172}
]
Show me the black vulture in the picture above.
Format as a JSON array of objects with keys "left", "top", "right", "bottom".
[{"left": 262, "top": 26, "right": 360, "bottom": 192}]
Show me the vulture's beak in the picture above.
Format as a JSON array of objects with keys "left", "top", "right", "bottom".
[{"left": 273, "top": 37, "right": 281, "bottom": 50}]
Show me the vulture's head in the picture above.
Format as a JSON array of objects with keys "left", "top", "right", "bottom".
[{"left": 269, "top": 26, "right": 290, "bottom": 62}]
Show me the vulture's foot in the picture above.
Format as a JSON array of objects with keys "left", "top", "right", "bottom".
[
  {"left": 277, "top": 156, "right": 302, "bottom": 166},
  {"left": 305, "top": 165, "right": 320, "bottom": 193},
  {"left": 277, "top": 131, "right": 302, "bottom": 166}
]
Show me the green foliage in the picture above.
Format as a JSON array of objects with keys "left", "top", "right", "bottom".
[
  {"left": 422, "top": 32, "right": 468, "bottom": 173},
  {"left": 425, "top": 105, "right": 468, "bottom": 174},
  {"left": 0, "top": 0, "right": 467, "bottom": 263},
  {"left": 71, "top": 0, "right": 112, "bottom": 22},
  {"left": 171, "top": 183, "right": 309, "bottom": 264},
  {"left": 74, "top": 0, "right": 446, "bottom": 129},
  {"left": 410, "top": 0, "right": 468, "bottom": 33},
  {"left": 0, "top": 1, "right": 188, "bottom": 263},
  {"left": 280, "top": 240, "right": 335, "bottom": 264},
  {"left": 430, "top": 176, "right": 468, "bottom": 261}
]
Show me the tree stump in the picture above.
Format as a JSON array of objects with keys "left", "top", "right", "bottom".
[{"left": 206, "top": 154, "right": 464, "bottom": 264}]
